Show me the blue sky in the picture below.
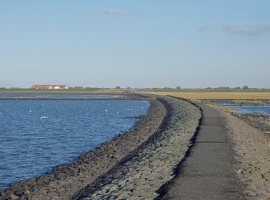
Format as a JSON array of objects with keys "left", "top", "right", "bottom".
[{"left": 1, "top": 1, "right": 270, "bottom": 88}]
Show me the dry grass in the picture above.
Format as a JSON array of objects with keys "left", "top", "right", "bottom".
[{"left": 150, "top": 92, "right": 270, "bottom": 100}]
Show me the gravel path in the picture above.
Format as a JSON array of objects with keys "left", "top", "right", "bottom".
[{"left": 74, "top": 96, "right": 201, "bottom": 199}]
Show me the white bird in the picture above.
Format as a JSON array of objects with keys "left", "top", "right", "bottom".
[{"left": 40, "top": 116, "right": 48, "bottom": 119}]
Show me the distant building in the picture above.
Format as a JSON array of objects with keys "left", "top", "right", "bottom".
[
  {"left": 74, "top": 86, "right": 84, "bottom": 89},
  {"left": 32, "top": 84, "right": 68, "bottom": 89}
]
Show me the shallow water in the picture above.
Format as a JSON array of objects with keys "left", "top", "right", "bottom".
[
  {"left": 226, "top": 106, "right": 270, "bottom": 114},
  {"left": 0, "top": 100, "right": 149, "bottom": 189}
]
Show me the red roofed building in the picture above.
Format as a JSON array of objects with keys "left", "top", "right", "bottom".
[{"left": 32, "top": 84, "right": 68, "bottom": 89}]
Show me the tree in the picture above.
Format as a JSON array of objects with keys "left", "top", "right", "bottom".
[{"left": 243, "top": 85, "right": 249, "bottom": 89}]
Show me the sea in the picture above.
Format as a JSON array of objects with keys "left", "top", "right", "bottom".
[{"left": 0, "top": 94, "right": 150, "bottom": 190}]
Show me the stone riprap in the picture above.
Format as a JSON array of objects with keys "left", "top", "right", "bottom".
[
  {"left": 74, "top": 96, "right": 201, "bottom": 199},
  {"left": 0, "top": 96, "right": 166, "bottom": 200},
  {"left": 0, "top": 95, "right": 201, "bottom": 200}
]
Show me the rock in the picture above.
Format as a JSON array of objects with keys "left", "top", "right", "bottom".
[
  {"left": 0, "top": 96, "right": 202, "bottom": 200},
  {"left": 9, "top": 193, "right": 19, "bottom": 200},
  {"left": 107, "top": 154, "right": 115, "bottom": 158},
  {"left": 262, "top": 172, "right": 270, "bottom": 181},
  {"left": 125, "top": 115, "right": 144, "bottom": 119}
]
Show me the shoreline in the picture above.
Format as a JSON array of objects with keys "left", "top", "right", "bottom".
[
  {"left": 72, "top": 96, "right": 201, "bottom": 199},
  {"left": 0, "top": 95, "right": 168, "bottom": 199},
  {"left": 2, "top": 95, "right": 269, "bottom": 199},
  {"left": 0, "top": 94, "right": 150, "bottom": 101}
]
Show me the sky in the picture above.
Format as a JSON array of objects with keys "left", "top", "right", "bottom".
[{"left": 1, "top": 1, "right": 270, "bottom": 89}]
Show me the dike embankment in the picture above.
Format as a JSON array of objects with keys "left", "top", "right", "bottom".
[
  {"left": 0, "top": 95, "right": 201, "bottom": 200},
  {"left": 2, "top": 95, "right": 270, "bottom": 200},
  {"left": 73, "top": 96, "right": 201, "bottom": 200},
  {"left": 219, "top": 110, "right": 270, "bottom": 199}
]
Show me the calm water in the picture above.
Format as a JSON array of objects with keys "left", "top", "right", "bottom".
[
  {"left": 0, "top": 93, "right": 119, "bottom": 99},
  {"left": 0, "top": 100, "right": 149, "bottom": 189},
  {"left": 216, "top": 104, "right": 270, "bottom": 114},
  {"left": 230, "top": 106, "right": 270, "bottom": 114}
]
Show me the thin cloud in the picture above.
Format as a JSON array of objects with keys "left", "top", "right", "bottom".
[
  {"left": 89, "top": 9, "right": 134, "bottom": 16},
  {"left": 103, "top": 9, "right": 124, "bottom": 15},
  {"left": 197, "top": 25, "right": 210, "bottom": 32},
  {"left": 223, "top": 23, "right": 270, "bottom": 36}
]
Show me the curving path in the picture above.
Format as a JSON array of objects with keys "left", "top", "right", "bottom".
[{"left": 158, "top": 102, "right": 245, "bottom": 200}]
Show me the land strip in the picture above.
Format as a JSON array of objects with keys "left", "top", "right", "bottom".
[
  {"left": 0, "top": 95, "right": 202, "bottom": 200},
  {"left": 2, "top": 94, "right": 269, "bottom": 199},
  {"left": 219, "top": 111, "right": 270, "bottom": 199},
  {"left": 72, "top": 96, "right": 201, "bottom": 199},
  {"left": 152, "top": 92, "right": 270, "bottom": 100}
]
